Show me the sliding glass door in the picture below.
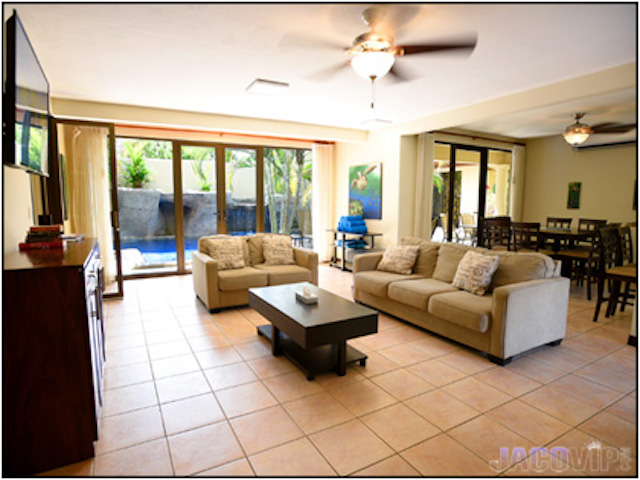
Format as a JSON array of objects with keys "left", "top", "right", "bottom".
[
  {"left": 116, "top": 138, "right": 176, "bottom": 276},
  {"left": 180, "top": 144, "right": 219, "bottom": 269},
  {"left": 432, "top": 142, "right": 510, "bottom": 244}
]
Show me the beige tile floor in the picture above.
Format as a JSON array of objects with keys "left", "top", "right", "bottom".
[{"left": 41, "top": 265, "right": 637, "bottom": 477}]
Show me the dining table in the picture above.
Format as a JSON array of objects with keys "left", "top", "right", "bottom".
[{"left": 538, "top": 226, "right": 595, "bottom": 253}]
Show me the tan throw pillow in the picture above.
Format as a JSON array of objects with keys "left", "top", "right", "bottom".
[
  {"left": 205, "top": 237, "right": 245, "bottom": 270},
  {"left": 262, "top": 235, "right": 295, "bottom": 265},
  {"left": 376, "top": 245, "right": 420, "bottom": 275},
  {"left": 452, "top": 251, "right": 500, "bottom": 296}
]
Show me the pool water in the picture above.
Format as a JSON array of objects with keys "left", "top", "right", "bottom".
[{"left": 121, "top": 237, "right": 200, "bottom": 265}]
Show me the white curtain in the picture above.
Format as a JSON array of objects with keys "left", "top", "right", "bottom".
[
  {"left": 64, "top": 125, "right": 116, "bottom": 283},
  {"left": 509, "top": 145, "right": 526, "bottom": 221},
  {"left": 312, "top": 143, "right": 335, "bottom": 262},
  {"left": 413, "top": 132, "right": 435, "bottom": 239}
]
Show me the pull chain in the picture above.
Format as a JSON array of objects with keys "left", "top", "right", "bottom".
[{"left": 369, "top": 75, "right": 377, "bottom": 113}]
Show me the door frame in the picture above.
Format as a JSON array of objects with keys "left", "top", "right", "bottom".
[
  {"left": 50, "top": 117, "right": 123, "bottom": 298},
  {"left": 436, "top": 141, "right": 509, "bottom": 244}
]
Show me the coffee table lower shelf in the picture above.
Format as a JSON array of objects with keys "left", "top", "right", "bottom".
[{"left": 257, "top": 324, "right": 367, "bottom": 381}]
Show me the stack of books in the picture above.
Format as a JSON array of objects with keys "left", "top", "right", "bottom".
[{"left": 19, "top": 225, "right": 64, "bottom": 251}]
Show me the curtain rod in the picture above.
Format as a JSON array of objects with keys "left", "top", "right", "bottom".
[
  {"left": 114, "top": 123, "right": 334, "bottom": 146},
  {"left": 433, "top": 130, "right": 525, "bottom": 147}
]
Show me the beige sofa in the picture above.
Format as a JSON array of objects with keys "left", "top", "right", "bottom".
[
  {"left": 193, "top": 234, "right": 318, "bottom": 311},
  {"left": 353, "top": 237, "right": 570, "bottom": 365}
]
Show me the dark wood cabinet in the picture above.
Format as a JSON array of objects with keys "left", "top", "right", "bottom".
[{"left": 3, "top": 240, "right": 105, "bottom": 476}]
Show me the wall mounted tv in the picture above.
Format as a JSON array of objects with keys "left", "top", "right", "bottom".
[{"left": 3, "top": 11, "right": 50, "bottom": 176}]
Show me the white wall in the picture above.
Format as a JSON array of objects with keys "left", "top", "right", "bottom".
[
  {"left": 3, "top": 166, "right": 34, "bottom": 254},
  {"left": 522, "top": 136, "right": 636, "bottom": 225}
]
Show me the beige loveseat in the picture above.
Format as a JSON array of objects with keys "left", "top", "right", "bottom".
[
  {"left": 353, "top": 237, "right": 570, "bottom": 365},
  {"left": 193, "top": 234, "right": 318, "bottom": 312}
]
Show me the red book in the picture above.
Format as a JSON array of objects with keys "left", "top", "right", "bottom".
[
  {"left": 29, "top": 225, "right": 63, "bottom": 233},
  {"left": 19, "top": 240, "right": 65, "bottom": 251}
]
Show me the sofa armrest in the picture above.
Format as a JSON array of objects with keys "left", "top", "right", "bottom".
[
  {"left": 490, "top": 277, "right": 570, "bottom": 360},
  {"left": 293, "top": 247, "right": 319, "bottom": 285},
  {"left": 353, "top": 252, "right": 383, "bottom": 274},
  {"left": 192, "top": 250, "right": 220, "bottom": 310}
]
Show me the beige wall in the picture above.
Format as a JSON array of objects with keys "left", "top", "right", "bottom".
[
  {"left": 522, "top": 135, "right": 636, "bottom": 225},
  {"left": 334, "top": 130, "right": 401, "bottom": 249},
  {"left": 3, "top": 166, "right": 34, "bottom": 255}
]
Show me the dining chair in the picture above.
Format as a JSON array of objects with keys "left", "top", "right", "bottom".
[
  {"left": 546, "top": 217, "right": 572, "bottom": 229},
  {"left": 556, "top": 233, "right": 600, "bottom": 300},
  {"left": 480, "top": 216, "right": 511, "bottom": 250},
  {"left": 510, "top": 222, "right": 540, "bottom": 252},
  {"left": 592, "top": 226, "right": 635, "bottom": 322},
  {"left": 574, "top": 218, "right": 607, "bottom": 249},
  {"left": 545, "top": 217, "right": 573, "bottom": 250},
  {"left": 613, "top": 225, "right": 636, "bottom": 314}
]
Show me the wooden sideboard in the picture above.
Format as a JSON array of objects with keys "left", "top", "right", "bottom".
[{"left": 3, "top": 239, "right": 105, "bottom": 476}]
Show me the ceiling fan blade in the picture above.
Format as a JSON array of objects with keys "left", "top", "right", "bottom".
[
  {"left": 279, "top": 32, "right": 346, "bottom": 51},
  {"left": 398, "top": 36, "right": 477, "bottom": 57},
  {"left": 306, "top": 60, "right": 350, "bottom": 81},
  {"left": 591, "top": 123, "right": 637, "bottom": 134}
]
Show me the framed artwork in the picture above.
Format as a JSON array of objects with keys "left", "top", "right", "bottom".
[
  {"left": 567, "top": 182, "right": 581, "bottom": 209},
  {"left": 349, "top": 163, "right": 382, "bottom": 219}
]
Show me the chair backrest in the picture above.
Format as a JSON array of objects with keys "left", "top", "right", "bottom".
[
  {"left": 511, "top": 222, "right": 540, "bottom": 252},
  {"left": 546, "top": 217, "right": 572, "bottom": 229},
  {"left": 597, "top": 226, "right": 622, "bottom": 271},
  {"left": 481, "top": 216, "right": 511, "bottom": 249},
  {"left": 578, "top": 218, "right": 607, "bottom": 232},
  {"left": 619, "top": 226, "right": 634, "bottom": 264}
]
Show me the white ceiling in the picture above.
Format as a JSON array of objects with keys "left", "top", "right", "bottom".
[{"left": 5, "top": 3, "right": 638, "bottom": 139}]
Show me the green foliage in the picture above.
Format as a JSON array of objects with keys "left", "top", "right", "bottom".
[
  {"left": 225, "top": 149, "right": 256, "bottom": 193},
  {"left": 119, "top": 141, "right": 151, "bottom": 188},
  {"left": 192, "top": 157, "right": 212, "bottom": 191},
  {"left": 264, "top": 148, "right": 312, "bottom": 234}
]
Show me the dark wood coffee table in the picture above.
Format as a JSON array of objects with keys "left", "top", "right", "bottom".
[{"left": 249, "top": 282, "right": 378, "bottom": 380}]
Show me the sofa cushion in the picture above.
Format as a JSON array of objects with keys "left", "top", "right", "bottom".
[
  {"left": 247, "top": 234, "right": 266, "bottom": 265},
  {"left": 263, "top": 235, "right": 296, "bottom": 265},
  {"left": 255, "top": 264, "right": 311, "bottom": 286},
  {"left": 428, "top": 291, "right": 492, "bottom": 333},
  {"left": 487, "top": 251, "right": 557, "bottom": 289},
  {"left": 203, "top": 237, "right": 245, "bottom": 270},
  {"left": 198, "top": 234, "right": 229, "bottom": 253},
  {"left": 452, "top": 251, "right": 500, "bottom": 296},
  {"left": 355, "top": 271, "right": 424, "bottom": 297},
  {"left": 400, "top": 237, "right": 441, "bottom": 277},
  {"left": 377, "top": 245, "right": 420, "bottom": 275},
  {"left": 388, "top": 278, "right": 458, "bottom": 310},
  {"left": 432, "top": 243, "right": 476, "bottom": 283},
  {"left": 217, "top": 267, "right": 268, "bottom": 291}
]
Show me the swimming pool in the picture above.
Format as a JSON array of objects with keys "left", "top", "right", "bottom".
[{"left": 121, "top": 237, "right": 200, "bottom": 266}]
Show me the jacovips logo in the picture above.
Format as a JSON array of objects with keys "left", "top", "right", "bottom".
[{"left": 489, "top": 441, "right": 633, "bottom": 473}]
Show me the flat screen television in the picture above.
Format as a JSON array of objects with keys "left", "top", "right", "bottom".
[{"left": 3, "top": 10, "right": 50, "bottom": 176}]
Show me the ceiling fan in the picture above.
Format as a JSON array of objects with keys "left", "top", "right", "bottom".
[
  {"left": 562, "top": 112, "right": 637, "bottom": 146},
  {"left": 294, "top": 5, "right": 478, "bottom": 84}
]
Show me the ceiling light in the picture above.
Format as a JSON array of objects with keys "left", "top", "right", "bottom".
[
  {"left": 563, "top": 113, "right": 593, "bottom": 146},
  {"left": 351, "top": 51, "right": 395, "bottom": 80},
  {"left": 246, "top": 78, "right": 289, "bottom": 96}
]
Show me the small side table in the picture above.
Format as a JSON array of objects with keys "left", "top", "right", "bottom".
[{"left": 327, "top": 230, "right": 382, "bottom": 271}]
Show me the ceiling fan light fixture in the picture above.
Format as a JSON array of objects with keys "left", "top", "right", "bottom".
[
  {"left": 563, "top": 113, "right": 593, "bottom": 146},
  {"left": 351, "top": 51, "right": 395, "bottom": 80}
]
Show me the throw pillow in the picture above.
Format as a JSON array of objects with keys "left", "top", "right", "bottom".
[
  {"left": 376, "top": 245, "right": 420, "bottom": 275},
  {"left": 452, "top": 251, "right": 500, "bottom": 296},
  {"left": 262, "top": 235, "right": 296, "bottom": 265},
  {"left": 204, "top": 237, "right": 245, "bottom": 270}
]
